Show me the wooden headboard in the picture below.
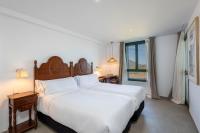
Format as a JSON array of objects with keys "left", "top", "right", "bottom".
[
  {"left": 33, "top": 56, "right": 93, "bottom": 92},
  {"left": 73, "top": 58, "right": 93, "bottom": 76},
  {"left": 34, "top": 56, "right": 73, "bottom": 81}
]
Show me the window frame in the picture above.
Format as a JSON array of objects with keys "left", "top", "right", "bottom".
[{"left": 125, "top": 40, "right": 147, "bottom": 82}]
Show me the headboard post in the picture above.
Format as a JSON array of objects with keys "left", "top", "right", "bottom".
[
  {"left": 70, "top": 61, "right": 73, "bottom": 76},
  {"left": 91, "top": 62, "right": 93, "bottom": 74},
  {"left": 33, "top": 60, "right": 38, "bottom": 93}
]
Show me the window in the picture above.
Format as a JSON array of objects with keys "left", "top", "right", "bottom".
[{"left": 125, "top": 40, "right": 147, "bottom": 82}]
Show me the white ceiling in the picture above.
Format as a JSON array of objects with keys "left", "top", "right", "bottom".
[{"left": 0, "top": 0, "right": 198, "bottom": 42}]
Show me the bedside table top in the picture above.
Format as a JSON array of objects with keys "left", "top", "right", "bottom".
[{"left": 8, "top": 91, "right": 37, "bottom": 100}]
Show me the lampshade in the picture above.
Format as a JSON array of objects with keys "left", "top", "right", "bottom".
[
  {"left": 16, "top": 69, "right": 29, "bottom": 79},
  {"left": 107, "top": 57, "right": 118, "bottom": 64},
  {"left": 107, "top": 41, "right": 118, "bottom": 64}
]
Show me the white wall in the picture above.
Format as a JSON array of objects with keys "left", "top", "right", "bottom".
[
  {"left": 0, "top": 12, "right": 105, "bottom": 132},
  {"left": 102, "top": 42, "right": 120, "bottom": 76},
  {"left": 155, "top": 34, "right": 178, "bottom": 97},
  {"left": 105, "top": 35, "right": 178, "bottom": 93},
  {"left": 188, "top": 0, "right": 200, "bottom": 132},
  {"left": 189, "top": 81, "right": 200, "bottom": 132}
]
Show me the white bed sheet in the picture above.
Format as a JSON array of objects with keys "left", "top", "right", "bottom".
[
  {"left": 38, "top": 88, "right": 136, "bottom": 133},
  {"left": 83, "top": 83, "right": 146, "bottom": 109}
]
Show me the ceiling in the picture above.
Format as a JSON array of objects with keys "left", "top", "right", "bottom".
[{"left": 0, "top": 0, "right": 198, "bottom": 42}]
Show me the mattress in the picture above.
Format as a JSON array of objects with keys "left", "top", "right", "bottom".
[{"left": 38, "top": 88, "right": 136, "bottom": 133}]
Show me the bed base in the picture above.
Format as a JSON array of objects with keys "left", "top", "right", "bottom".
[
  {"left": 38, "top": 101, "right": 144, "bottom": 133},
  {"left": 130, "top": 101, "right": 145, "bottom": 122}
]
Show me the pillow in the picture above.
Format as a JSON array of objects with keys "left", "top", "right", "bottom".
[
  {"left": 75, "top": 74, "right": 99, "bottom": 88},
  {"left": 36, "top": 77, "right": 78, "bottom": 95},
  {"left": 45, "top": 77, "right": 78, "bottom": 95},
  {"left": 35, "top": 80, "right": 46, "bottom": 94}
]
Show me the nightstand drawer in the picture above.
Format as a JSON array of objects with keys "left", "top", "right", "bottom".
[
  {"left": 12, "top": 95, "right": 37, "bottom": 107},
  {"left": 18, "top": 104, "right": 33, "bottom": 112}
]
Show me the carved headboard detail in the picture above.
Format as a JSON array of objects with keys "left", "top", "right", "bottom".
[
  {"left": 33, "top": 56, "right": 93, "bottom": 92},
  {"left": 34, "top": 56, "right": 73, "bottom": 81},
  {"left": 73, "top": 58, "right": 93, "bottom": 76}
]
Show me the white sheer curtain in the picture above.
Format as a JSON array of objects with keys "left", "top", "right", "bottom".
[
  {"left": 122, "top": 42, "right": 127, "bottom": 84},
  {"left": 172, "top": 32, "right": 186, "bottom": 104},
  {"left": 145, "top": 39, "right": 151, "bottom": 97}
]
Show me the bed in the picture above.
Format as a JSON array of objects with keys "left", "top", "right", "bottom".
[
  {"left": 73, "top": 58, "right": 145, "bottom": 112},
  {"left": 76, "top": 80, "right": 145, "bottom": 110},
  {"left": 34, "top": 56, "right": 144, "bottom": 133}
]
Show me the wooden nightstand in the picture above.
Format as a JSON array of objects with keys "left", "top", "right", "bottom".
[
  {"left": 99, "top": 75, "right": 119, "bottom": 84},
  {"left": 8, "top": 91, "right": 38, "bottom": 133}
]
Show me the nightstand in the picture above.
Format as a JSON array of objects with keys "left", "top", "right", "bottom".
[
  {"left": 99, "top": 75, "right": 119, "bottom": 84},
  {"left": 8, "top": 91, "right": 38, "bottom": 133}
]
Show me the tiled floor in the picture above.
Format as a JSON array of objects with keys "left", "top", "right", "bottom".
[{"left": 129, "top": 99, "right": 198, "bottom": 133}]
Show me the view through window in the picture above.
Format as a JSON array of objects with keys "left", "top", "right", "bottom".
[{"left": 125, "top": 40, "right": 147, "bottom": 81}]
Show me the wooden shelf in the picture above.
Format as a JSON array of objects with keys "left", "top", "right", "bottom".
[{"left": 9, "top": 120, "right": 36, "bottom": 133}]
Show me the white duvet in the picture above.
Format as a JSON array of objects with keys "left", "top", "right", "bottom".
[
  {"left": 38, "top": 88, "right": 136, "bottom": 133},
  {"left": 83, "top": 83, "right": 146, "bottom": 109}
]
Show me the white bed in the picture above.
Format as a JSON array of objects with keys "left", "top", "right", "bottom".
[
  {"left": 75, "top": 74, "right": 146, "bottom": 109},
  {"left": 34, "top": 56, "right": 144, "bottom": 133},
  {"left": 37, "top": 87, "right": 136, "bottom": 133},
  {"left": 85, "top": 83, "right": 145, "bottom": 109}
]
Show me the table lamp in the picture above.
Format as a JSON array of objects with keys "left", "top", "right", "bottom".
[
  {"left": 14, "top": 68, "right": 29, "bottom": 94},
  {"left": 94, "top": 66, "right": 103, "bottom": 77}
]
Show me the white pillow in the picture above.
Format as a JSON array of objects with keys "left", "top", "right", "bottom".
[
  {"left": 36, "top": 77, "right": 78, "bottom": 95},
  {"left": 45, "top": 77, "right": 78, "bottom": 94},
  {"left": 75, "top": 74, "right": 99, "bottom": 88},
  {"left": 35, "top": 80, "right": 46, "bottom": 94}
]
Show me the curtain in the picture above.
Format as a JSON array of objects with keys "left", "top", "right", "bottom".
[
  {"left": 168, "top": 32, "right": 180, "bottom": 99},
  {"left": 145, "top": 40, "right": 151, "bottom": 97},
  {"left": 147, "top": 37, "right": 160, "bottom": 99},
  {"left": 171, "top": 32, "right": 186, "bottom": 104},
  {"left": 119, "top": 42, "right": 124, "bottom": 84}
]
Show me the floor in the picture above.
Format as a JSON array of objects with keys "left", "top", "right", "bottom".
[
  {"left": 28, "top": 99, "right": 198, "bottom": 133},
  {"left": 129, "top": 99, "right": 198, "bottom": 133}
]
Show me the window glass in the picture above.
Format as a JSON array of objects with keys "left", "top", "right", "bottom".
[
  {"left": 127, "top": 45, "right": 136, "bottom": 69},
  {"left": 128, "top": 72, "right": 147, "bottom": 80},
  {"left": 138, "top": 44, "right": 147, "bottom": 70},
  {"left": 125, "top": 41, "right": 147, "bottom": 82}
]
